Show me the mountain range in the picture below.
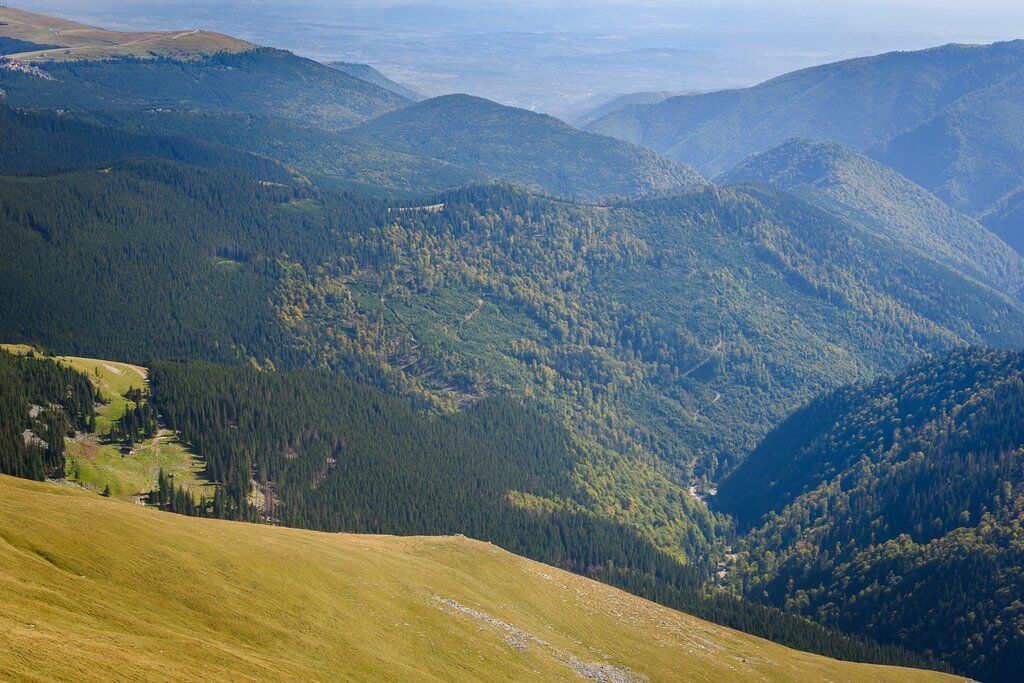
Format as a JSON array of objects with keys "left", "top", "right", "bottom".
[
  {"left": 585, "top": 41, "right": 1024, "bottom": 251},
  {"left": 1, "top": 6, "right": 1024, "bottom": 681}
]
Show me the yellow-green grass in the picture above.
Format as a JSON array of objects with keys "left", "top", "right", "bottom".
[
  {"left": 0, "top": 475, "right": 966, "bottom": 682},
  {"left": 0, "top": 6, "right": 251, "bottom": 61},
  {"left": 3, "top": 344, "right": 210, "bottom": 500},
  {"left": 1, "top": 343, "right": 145, "bottom": 431},
  {"left": 66, "top": 430, "right": 214, "bottom": 500}
]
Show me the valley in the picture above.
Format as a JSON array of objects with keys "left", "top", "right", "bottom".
[{"left": 2, "top": 4, "right": 1024, "bottom": 680}]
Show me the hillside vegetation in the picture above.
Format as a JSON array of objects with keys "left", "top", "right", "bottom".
[
  {"left": 0, "top": 349, "right": 940, "bottom": 670},
  {"left": 0, "top": 475, "right": 965, "bottom": 682},
  {"left": 0, "top": 345, "right": 211, "bottom": 502},
  {"left": 868, "top": 66, "right": 1024, "bottom": 230},
  {"left": 586, "top": 40, "right": 1024, "bottom": 175},
  {"left": 720, "top": 138, "right": 1024, "bottom": 299},
  {"left": 585, "top": 40, "right": 1024, "bottom": 247},
  {"left": 349, "top": 94, "right": 705, "bottom": 200},
  {"left": 6, "top": 154, "right": 1024, "bottom": 556},
  {"left": 0, "top": 48, "right": 409, "bottom": 131},
  {"left": 719, "top": 348, "right": 1024, "bottom": 681}
]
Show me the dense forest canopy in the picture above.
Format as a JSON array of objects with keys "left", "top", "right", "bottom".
[
  {"left": 3, "top": 8, "right": 1024, "bottom": 679},
  {"left": 0, "top": 350, "right": 94, "bottom": 481},
  {"left": 718, "top": 348, "right": 1024, "bottom": 680}
]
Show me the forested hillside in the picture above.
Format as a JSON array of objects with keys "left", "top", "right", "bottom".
[
  {"left": 585, "top": 40, "right": 1024, "bottom": 175},
  {"left": 0, "top": 48, "right": 409, "bottom": 130},
  {"left": 0, "top": 348, "right": 936, "bottom": 669},
  {"left": 149, "top": 359, "right": 932, "bottom": 665},
  {"left": 868, "top": 66, "right": 1024, "bottom": 235},
  {"left": 0, "top": 350, "right": 94, "bottom": 481},
  {"left": 348, "top": 94, "right": 705, "bottom": 200},
  {"left": 70, "top": 108, "right": 478, "bottom": 198},
  {"left": 3, "top": 8, "right": 1024, "bottom": 679},
  {"left": 0, "top": 106, "right": 291, "bottom": 181},
  {"left": 720, "top": 138, "right": 1024, "bottom": 299},
  {"left": 585, "top": 40, "right": 1024, "bottom": 249},
  {"left": 6, "top": 151, "right": 1024, "bottom": 555},
  {"left": 719, "top": 348, "right": 1024, "bottom": 681}
]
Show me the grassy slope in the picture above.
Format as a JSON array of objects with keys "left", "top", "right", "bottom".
[
  {"left": 0, "top": 7, "right": 251, "bottom": 60},
  {"left": 0, "top": 475, "right": 964, "bottom": 682},
  {"left": 1, "top": 344, "right": 211, "bottom": 499}
]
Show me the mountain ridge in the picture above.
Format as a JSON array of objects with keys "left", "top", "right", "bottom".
[
  {"left": 348, "top": 93, "right": 706, "bottom": 200},
  {"left": 720, "top": 137, "right": 1024, "bottom": 300},
  {"left": 584, "top": 39, "right": 1024, "bottom": 209}
]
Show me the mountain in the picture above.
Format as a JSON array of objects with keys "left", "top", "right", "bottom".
[
  {"left": 0, "top": 474, "right": 963, "bottom": 681},
  {"left": 0, "top": 16, "right": 409, "bottom": 131},
  {"left": 868, "top": 66, "right": 1024, "bottom": 221},
  {"left": 5, "top": 344, "right": 951, "bottom": 669},
  {"left": 348, "top": 94, "right": 705, "bottom": 200},
  {"left": 0, "top": 6, "right": 251, "bottom": 60},
  {"left": 586, "top": 40, "right": 1024, "bottom": 176},
  {"left": 569, "top": 90, "right": 681, "bottom": 128},
  {"left": 329, "top": 61, "right": 425, "bottom": 101},
  {"left": 6, "top": 144, "right": 1024, "bottom": 525},
  {"left": 720, "top": 138, "right": 1024, "bottom": 300},
  {"left": 68, "top": 108, "right": 478, "bottom": 198},
  {"left": 718, "top": 348, "right": 1024, "bottom": 681}
]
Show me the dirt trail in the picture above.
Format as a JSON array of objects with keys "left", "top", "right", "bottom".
[{"left": 681, "top": 338, "right": 724, "bottom": 378}]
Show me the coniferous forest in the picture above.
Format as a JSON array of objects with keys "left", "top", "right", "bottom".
[
  {"left": 0, "top": 350, "right": 95, "bottom": 480},
  {"left": 4, "top": 4, "right": 1024, "bottom": 680}
]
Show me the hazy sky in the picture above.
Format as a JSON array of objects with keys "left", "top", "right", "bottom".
[{"left": 20, "top": 1, "right": 1024, "bottom": 115}]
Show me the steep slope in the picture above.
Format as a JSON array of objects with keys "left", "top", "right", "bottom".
[
  {"left": 6, "top": 157, "right": 1024, "bottom": 541},
  {"left": 980, "top": 187, "right": 1024, "bottom": 254},
  {"left": 0, "top": 48, "right": 409, "bottom": 131},
  {"left": 0, "top": 349, "right": 939, "bottom": 670},
  {"left": 71, "top": 108, "right": 478, "bottom": 197},
  {"left": 585, "top": 40, "right": 1024, "bottom": 177},
  {"left": 0, "top": 6, "right": 251, "bottom": 60},
  {"left": 868, "top": 67, "right": 1024, "bottom": 220},
  {"left": 329, "top": 61, "right": 425, "bottom": 101},
  {"left": 718, "top": 348, "right": 1024, "bottom": 681},
  {"left": 720, "top": 138, "right": 1024, "bottom": 299},
  {"left": 348, "top": 94, "right": 705, "bottom": 200},
  {"left": 0, "top": 475, "right": 964, "bottom": 682}
]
